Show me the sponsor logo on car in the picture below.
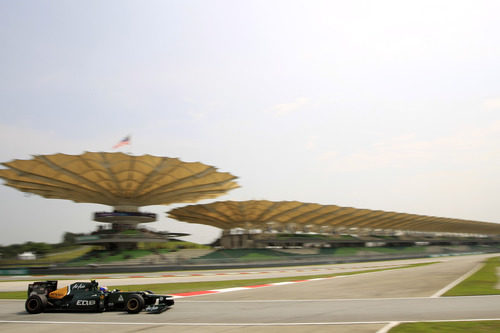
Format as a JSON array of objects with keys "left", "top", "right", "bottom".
[
  {"left": 145, "top": 305, "right": 159, "bottom": 312},
  {"left": 73, "top": 284, "right": 87, "bottom": 290},
  {"left": 76, "top": 300, "right": 96, "bottom": 306}
]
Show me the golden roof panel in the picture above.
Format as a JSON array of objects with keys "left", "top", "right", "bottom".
[
  {"left": 168, "top": 200, "right": 500, "bottom": 235},
  {"left": 0, "top": 152, "right": 239, "bottom": 206}
]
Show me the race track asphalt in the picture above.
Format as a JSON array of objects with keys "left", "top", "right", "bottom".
[
  {"left": 0, "top": 259, "right": 431, "bottom": 292},
  {"left": 0, "top": 253, "right": 499, "bottom": 333}
]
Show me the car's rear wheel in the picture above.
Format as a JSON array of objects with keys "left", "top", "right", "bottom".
[
  {"left": 125, "top": 294, "right": 144, "bottom": 314},
  {"left": 25, "top": 294, "right": 47, "bottom": 314}
]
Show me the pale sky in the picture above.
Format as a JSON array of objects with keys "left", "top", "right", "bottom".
[{"left": 1, "top": 1, "right": 500, "bottom": 245}]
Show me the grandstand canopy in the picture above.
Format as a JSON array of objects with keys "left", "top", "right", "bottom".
[
  {"left": 167, "top": 200, "right": 500, "bottom": 235},
  {"left": 0, "top": 152, "right": 239, "bottom": 207}
]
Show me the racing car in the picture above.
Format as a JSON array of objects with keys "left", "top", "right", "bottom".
[{"left": 25, "top": 280, "right": 174, "bottom": 314}]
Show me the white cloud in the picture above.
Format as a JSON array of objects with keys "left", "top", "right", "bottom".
[
  {"left": 305, "top": 135, "right": 319, "bottom": 151},
  {"left": 318, "top": 121, "right": 500, "bottom": 173},
  {"left": 318, "top": 150, "right": 339, "bottom": 162},
  {"left": 188, "top": 111, "right": 206, "bottom": 120},
  {"left": 483, "top": 98, "right": 500, "bottom": 110},
  {"left": 269, "top": 97, "right": 309, "bottom": 117}
]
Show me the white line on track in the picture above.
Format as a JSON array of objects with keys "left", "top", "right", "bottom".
[
  {"left": 170, "top": 266, "right": 435, "bottom": 299},
  {"left": 376, "top": 321, "right": 400, "bottom": 333},
  {"left": 2, "top": 318, "right": 500, "bottom": 326},
  {"left": 431, "top": 262, "right": 484, "bottom": 298},
  {"left": 269, "top": 281, "right": 296, "bottom": 286},
  {"left": 209, "top": 287, "right": 248, "bottom": 293},
  {"left": 376, "top": 261, "right": 487, "bottom": 333},
  {"left": 176, "top": 295, "right": 500, "bottom": 302}
]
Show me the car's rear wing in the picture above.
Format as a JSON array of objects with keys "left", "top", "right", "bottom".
[{"left": 28, "top": 280, "right": 58, "bottom": 297}]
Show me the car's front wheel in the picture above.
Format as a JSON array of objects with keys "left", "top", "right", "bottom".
[
  {"left": 25, "top": 294, "right": 47, "bottom": 314},
  {"left": 125, "top": 294, "right": 144, "bottom": 314}
]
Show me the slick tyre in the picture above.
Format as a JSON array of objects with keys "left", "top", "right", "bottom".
[
  {"left": 125, "top": 294, "right": 144, "bottom": 314},
  {"left": 25, "top": 294, "right": 47, "bottom": 314}
]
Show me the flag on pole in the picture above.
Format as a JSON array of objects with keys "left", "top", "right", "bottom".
[{"left": 113, "top": 135, "right": 131, "bottom": 149}]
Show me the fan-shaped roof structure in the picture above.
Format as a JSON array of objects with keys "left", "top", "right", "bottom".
[
  {"left": 0, "top": 152, "right": 239, "bottom": 207},
  {"left": 168, "top": 200, "right": 500, "bottom": 235}
]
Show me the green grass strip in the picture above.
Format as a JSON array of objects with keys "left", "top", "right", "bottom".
[
  {"left": 443, "top": 256, "right": 500, "bottom": 296},
  {"left": 0, "top": 262, "right": 433, "bottom": 299},
  {"left": 390, "top": 320, "right": 500, "bottom": 333},
  {"left": 390, "top": 257, "right": 500, "bottom": 332}
]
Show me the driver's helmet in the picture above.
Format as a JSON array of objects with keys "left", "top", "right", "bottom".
[{"left": 100, "top": 286, "right": 108, "bottom": 292}]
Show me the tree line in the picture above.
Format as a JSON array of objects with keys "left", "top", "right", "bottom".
[{"left": 0, "top": 232, "right": 80, "bottom": 259}]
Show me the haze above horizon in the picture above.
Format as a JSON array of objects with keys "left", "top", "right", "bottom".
[{"left": 1, "top": 1, "right": 500, "bottom": 245}]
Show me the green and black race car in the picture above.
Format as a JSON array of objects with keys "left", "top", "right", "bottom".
[{"left": 25, "top": 280, "right": 174, "bottom": 314}]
